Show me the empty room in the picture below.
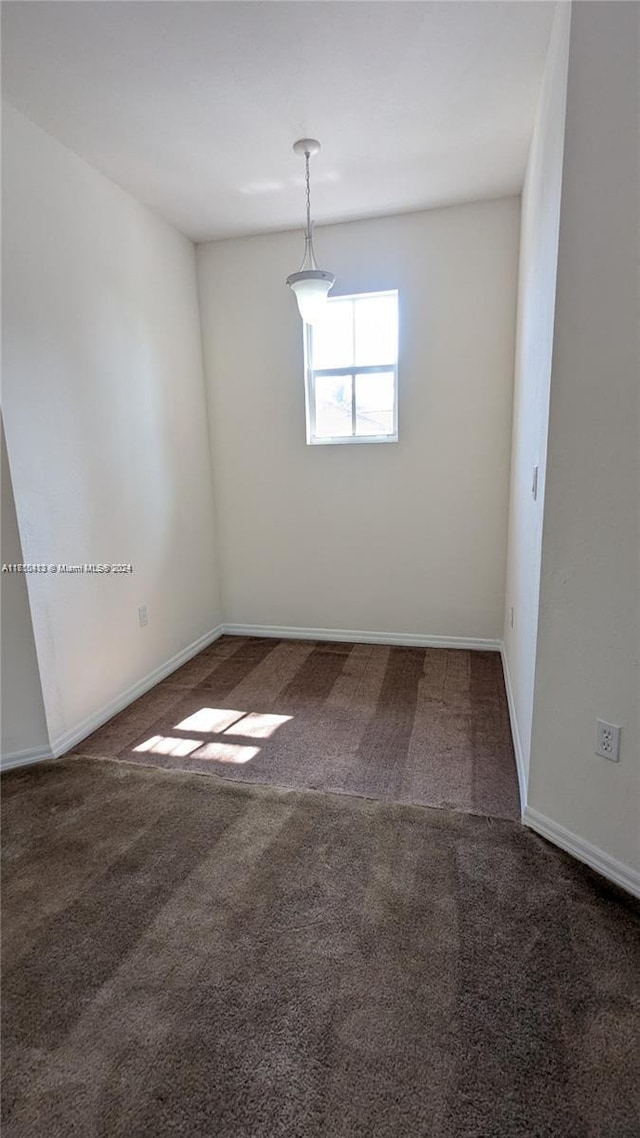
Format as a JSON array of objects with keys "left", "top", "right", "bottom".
[{"left": 1, "top": 2, "right": 639, "bottom": 1135}]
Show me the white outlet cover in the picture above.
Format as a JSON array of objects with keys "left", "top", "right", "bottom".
[
  {"left": 138, "top": 605, "right": 148, "bottom": 628},
  {"left": 596, "top": 719, "right": 621, "bottom": 762}
]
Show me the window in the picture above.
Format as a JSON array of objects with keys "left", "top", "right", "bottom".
[{"left": 304, "top": 290, "right": 398, "bottom": 445}]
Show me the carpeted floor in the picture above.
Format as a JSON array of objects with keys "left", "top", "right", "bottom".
[
  {"left": 72, "top": 636, "right": 520, "bottom": 820},
  {"left": 2, "top": 757, "right": 639, "bottom": 1137}
]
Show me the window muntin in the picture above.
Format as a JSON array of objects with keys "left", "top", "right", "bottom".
[{"left": 305, "top": 290, "right": 398, "bottom": 444}]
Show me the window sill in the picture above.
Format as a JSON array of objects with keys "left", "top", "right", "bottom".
[{"left": 307, "top": 434, "right": 399, "bottom": 447}]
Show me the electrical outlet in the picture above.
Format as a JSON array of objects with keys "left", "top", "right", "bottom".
[
  {"left": 532, "top": 465, "right": 539, "bottom": 501},
  {"left": 596, "top": 720, "right": 620, "bottom": 762},
  {"left": 509, "top": 606, "right": 514, "bottom": 629},
  {"left": 138, "top": 605, "right": 148, "bottom": 628}
]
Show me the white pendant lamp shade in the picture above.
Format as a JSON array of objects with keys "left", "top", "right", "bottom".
[
  {"left": 288, "top": 273, "right": 334, "bottom": 326},
  {"left": 286, "top": 139, "right": 335, "bottom": 324}
]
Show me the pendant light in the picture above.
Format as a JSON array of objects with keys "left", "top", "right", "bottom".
[{"left": 286, "top": 139, "right": 335, "bottom": 325}]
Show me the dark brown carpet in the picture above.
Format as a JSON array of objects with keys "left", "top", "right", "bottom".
[
  {"left": 72, "top": 636, "right": 520, "bottom": 820},
  {"left": 2, "top": 758, "right": 639, "bottom": 1137}
]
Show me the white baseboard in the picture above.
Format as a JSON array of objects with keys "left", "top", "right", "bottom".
[
  {"left": 524, "top": 806, "right": 640, "bottom": 899},
  {"left": 499, "top": 643, "right": 527, "bottom": 815},
  {"left": 49, "top": 624, "right": 224, "bottom": 758},
  {"left": 1, "top": 743, "right": 54, "bottom": 772},
  {"left": 223, "top": 623, "right": 501, "bottom": 652},
  {"left": 499, "top": 652, "right": 639, "bottom": 899},
  {"left": 0, "top": 625, "right": 224, "bottom": 772}
]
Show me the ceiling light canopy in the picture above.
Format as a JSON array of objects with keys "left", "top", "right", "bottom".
[{"left": 286, "top": 139, "right": 335, "bottom": 325}]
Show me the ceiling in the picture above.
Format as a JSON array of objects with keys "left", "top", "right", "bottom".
[{"left": 2, "top": 1, "right": 555, "bottom": 243}]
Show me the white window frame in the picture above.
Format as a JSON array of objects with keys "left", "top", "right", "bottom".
[{"left": 304, "top": 289, "right": 399, "bottom": 446}]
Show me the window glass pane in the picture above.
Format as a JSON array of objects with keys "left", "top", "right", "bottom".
[
  {"left": 314, "top": 374, "right": 353, "bottom": 438},
  {"left": 311, "top": 299, "right": 354, "bottom": 370},
  {"left": 354, "top": 294, "right": 398, "bottom": 367},
  {"left": 355, "top": 371, "right": 395, "bottom": 436}
]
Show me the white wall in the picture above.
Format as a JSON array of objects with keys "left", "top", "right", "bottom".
[
  {"left": 502, "top": 4, "right": 571, "bottom": 793},
  {"left": 527, "top": 2, "right": 640, "bottom": 879},
  {"left": 1, "top": 420, "right": 50, "bottom": 760},
  {"left": 2, "top": 105, "right": 221, "bottom": 753},
  {"left": 198, "top": 199, "right": 519, "bottom": 642}
]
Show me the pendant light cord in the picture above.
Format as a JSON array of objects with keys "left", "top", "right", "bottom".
[
  {"left": 286, "top": 138, "right": 334, "bottom": 289},
  {"left": 305, "top": 150, "right": 312, "bottom": 240}
]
